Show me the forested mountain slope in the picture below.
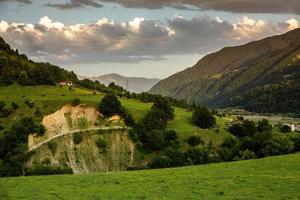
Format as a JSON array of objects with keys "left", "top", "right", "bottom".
[{"left": 150, "top": 28, "right": 300, "bottom": 113}]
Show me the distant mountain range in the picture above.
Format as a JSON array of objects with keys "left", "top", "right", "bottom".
[
  {"left": 79, "top": 73, "right": 160, "bottom": 93},
  {"left": 150, "top": 28, "right": 300, "bottom": 113}
]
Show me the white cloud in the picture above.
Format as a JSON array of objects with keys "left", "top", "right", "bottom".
[{"left": 0, "top": 16, "right": 298, "bottom": 64}]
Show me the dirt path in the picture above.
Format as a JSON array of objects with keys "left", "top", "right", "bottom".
[{"left": 28, "top": 126, "right": 128, "bottom": 151}]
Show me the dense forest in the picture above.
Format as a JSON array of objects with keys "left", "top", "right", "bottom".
[{"left": 231, "top": 79, "right": 300, "bottom": 114}]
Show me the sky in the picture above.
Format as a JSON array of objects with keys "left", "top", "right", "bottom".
[{"left": 0, "top": 0, "right": 299, "bottom": 78}]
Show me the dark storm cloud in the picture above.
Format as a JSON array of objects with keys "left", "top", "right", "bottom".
[
  {"left": 101, "top": 0, "right": 300, "bottom": 14},
  {"left": 45, "top": 0, "right": 103, "bottom": 9}
]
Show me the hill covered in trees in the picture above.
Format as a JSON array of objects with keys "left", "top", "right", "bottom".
[
  {"left": 0, "top": 37, "right": 78, "bottom": 86},
  {"left": 150, "top": 28, "right": 300, "bottom": 113}
]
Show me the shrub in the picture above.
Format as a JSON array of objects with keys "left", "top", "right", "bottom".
[
  {"left": 34, "top": 109, "right": 43, "bottom": 117},
  {"left": 25, "top": 164, "right": 73, "bottom": 176},
  {"left": 73, "top": 132, "right": 83, "bottom": 144},
  {"left": 0, "top": 107, "right": 13, "bottom": 118},
  {"left": 192, "top": 107, "right": 216, "bottom": 129},
  {"left": 35, "top": 123, "right": 46, "bottom": 136},
  {"left": 187, "top": 135, "right": 204, "bottom": 147},
  {"left": 99, "top": 94, "right": 122, "bottom": 117},
  {"left": 0, "top": 101, "right": 5, "bottom": 111},
  {"left": 72, "top": 98, "right": 81, "bottom": 106},
  {"left": 25, "top": 100, "right": 35, "bottom": 108},
  {"left": 47, "top": 142, "right": 57, "bottom": 155},
  {"left": 96, "top": 138, "right": 107, "bottom": 149},
  {"left": 280, "top": 125, "right": 292, "bottom": 133},
  {"left": 150, "top": 156, "right": 171, "bottom": 169},
  {"left": 11, "top": 102, "right": 18, "bottom": 110}
]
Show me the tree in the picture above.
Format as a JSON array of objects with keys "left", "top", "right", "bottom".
[
  {"left": 151, "top": 97, "right": 174, "bottom": 121},
  {"left": 257, "top": 119, "right": 272, "bottom": 132},
  {"left": 187, "top": 135, "right": 204, "bottom": 147},
  {"left": 99, "top": 94, "right": 122, "bottom": 117},
  {"left": 186, "top": 148, "right": 210, "bottom": 165},
  {"left": 143, "top": 109, "right": 168, "bottom": 131},
  {"left": 164, "top": 130, "right": 178, "bottom": 147},
  {"left": 144, "top": 130, "right": 165, "bottom": 151},
  {"left": 192, "top": 107, "right": 216, "bottom": 129},
  {"left": 120, "top": 108, "right": 135, "bottom": 127},
  {"left": 229, "top": 120, "right": 256, "bottom": 137}
]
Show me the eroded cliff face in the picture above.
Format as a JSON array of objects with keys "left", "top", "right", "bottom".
[{"left": 27, "top": 104, "right": 136, "bottom": 174}]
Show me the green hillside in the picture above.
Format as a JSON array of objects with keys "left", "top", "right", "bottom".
[
  {"left": 1, "top": 153, "right": 299, "bottom": 200},
  {"left": 150, "top": 28, "right": 300, "bottom": 113},
  {"left": 0, "top": 84, "right": 229, "bottom": 143}
]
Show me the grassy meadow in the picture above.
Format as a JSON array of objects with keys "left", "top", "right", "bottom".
[
  {"left": 1, "top": 153, "right": 299, "bottom": 200},
  {"left": 0, "top": 84, "right": 232, "bottom": 145}
]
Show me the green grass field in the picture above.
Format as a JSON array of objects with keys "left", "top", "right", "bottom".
[
  {"left": 1, "top": 153, "right": 299, "bottom": 200},
  {"left": 0, "top": 85, "right": 232, "bottom": 144}
]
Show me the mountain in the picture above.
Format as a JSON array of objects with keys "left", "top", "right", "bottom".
[
  {"left": 79, "top": 73, "right": 160, "bottom": 93},
  {"left": 150, "top": 28, "right": 300, "bottom": 113}
]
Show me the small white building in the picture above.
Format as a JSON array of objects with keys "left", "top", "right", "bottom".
[{"left": 59, "top": 81, "right": 73, "bottom": 87}]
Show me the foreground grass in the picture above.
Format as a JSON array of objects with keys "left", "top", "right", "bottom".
[{"left": 1, "top": 153, "right": 300, "bottom": 200}]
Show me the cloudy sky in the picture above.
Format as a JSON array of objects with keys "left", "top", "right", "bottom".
[{"left": 0, "top": 0, "right": 299, "bottom": 78}]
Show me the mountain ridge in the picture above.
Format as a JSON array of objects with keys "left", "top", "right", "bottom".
[
  {"left": 150, "top": 28, "right": 300, "bottom": 113},
  {"left": 79, "top": 73, "right": 160, "bottom": 93}
]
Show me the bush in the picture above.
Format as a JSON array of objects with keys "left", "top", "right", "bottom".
[
  {"left": 0, "top": 101, "right": 5, "bottom": 111},
  {"left": 187, "top": 135, "right": 204, "bottom": 147},
  {"left": 99, "top": 94, "right": 122, "bottom": 117},
  {"left": 25, "top": 100, "right": 35, "bottom": 108},
  {"left": 280, "top": 125, "right": 292, "bottom": 133},
  {"left": 71, "top": 98, "right": 81, "bottom": 106},
  {"left": 47, "top": 142, "right": 57, "bottom": 155},
  {"left": 96, "top": 138, "right": 107, "bottom": 149},
  {"left": 11, "top": 102, "right": 18, "bottom": 110},
  {"left": 35, "top": 123, "right": 46, "bottom": 136},
  {"left": 0, "top": 107, "right": 13, "bottom": 118},
  {"left": 73, "top": 132, "right": 83, "bottom": 144},
  {"left": 25, "top": 164, "right": 73, "bottom": 176},
  {"left": 192, "top": 107, "right": 216, "bottom": 129},
  {"left": 292, "top": 136, "right": 300, "bottom": 152}
]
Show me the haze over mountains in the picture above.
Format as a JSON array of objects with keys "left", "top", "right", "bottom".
[
  {"left": 79, "top": 73, "right": 160, "bottom": 93},
  {"left": 150, "top": 28, "right": 300, "bottom": 113}
]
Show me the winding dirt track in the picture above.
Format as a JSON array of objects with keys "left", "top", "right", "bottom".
[{"left": 28, "top": 126, "right": 128, "bottom": 151}]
